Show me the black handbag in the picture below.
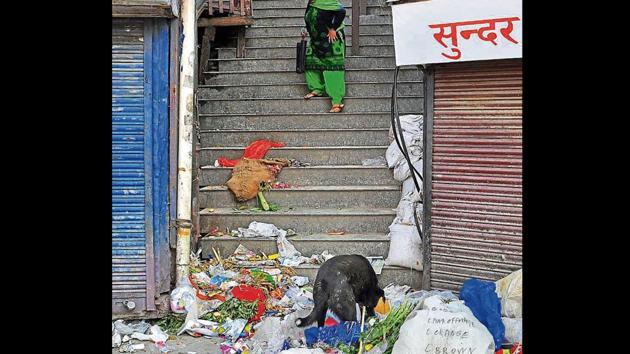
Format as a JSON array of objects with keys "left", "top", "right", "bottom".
[{"left": 296, "top": 30, "right": 307, "bottom": 73}]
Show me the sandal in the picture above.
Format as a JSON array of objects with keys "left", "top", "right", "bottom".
[
  {"left": 304, "top": 91, "right": 321, "bottom": 99},
  {"left": 329, "top": 104, "right": 344, "bottom": 113}
]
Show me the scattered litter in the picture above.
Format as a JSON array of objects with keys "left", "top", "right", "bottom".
[
  {"left": 366, "top": 256, "right": 385, "bottom": 275},
  {"left": 237, "top": 221, "right": 288, "bottom": 238},
  {"left": 130, "top": 325, "right": 169, "bottom": 344},
  {"left": 291, "top": 276, "right": 309, "bottom": 287},
  {"left": 280, "top": 348, "right": 325, "bottom": 354},
  {"left": 326, "top": 229, "right": 346, "bottom": 235},
  {"left": 289, "top": 159, "right": 311, "bottom": 167},
  {"left": 361, "top": 156, "right": 387, "bottom": 166}
]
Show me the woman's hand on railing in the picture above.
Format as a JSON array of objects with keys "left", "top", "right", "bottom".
[{"left": 327, "top": 28, "right": 338, "bottom": 43}]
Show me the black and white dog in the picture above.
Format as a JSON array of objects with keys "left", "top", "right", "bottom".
[{"left": 296, "top": 255, "right": 385, "bottom": 327}]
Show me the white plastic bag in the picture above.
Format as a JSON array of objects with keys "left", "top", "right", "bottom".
[
  {"left": 238, "top": 221, "right": 288, "bottom": 238},
  {"left": 170, "top": 279, "right": 196, "bottom": 314},
  {"left": 502, "top": 317, "right": 522, "bottom": 343},
  {"left": 385, "top": 222, "right": 423, "bottom": 271},
  {"left": 250, "top": 317, "right": 285, "bottom": 354},
  {"left": 130, "top": 325, "right": 168, "bottom": 344},
  {"left": 279, "top": 349, "right": 325, "bottom": 354},
  {"left": 495, "top": 269, "right": 522, "bottom": 318},
  {"left": 392, "top": 295, "right": 495, "bottom": 354},
  {"left": 393, "top": 157, "right": 423, "bottom": 182}
]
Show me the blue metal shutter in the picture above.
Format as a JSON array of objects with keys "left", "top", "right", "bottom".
[{"left": 112, "top": 18, "right": 156, "bottom": 314}]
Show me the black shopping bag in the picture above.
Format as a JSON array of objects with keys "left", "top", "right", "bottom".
[{"left": 296, "top": 38, "right": 307, "bottom": 73}]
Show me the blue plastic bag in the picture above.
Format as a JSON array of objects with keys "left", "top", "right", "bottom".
[
  {"left": 460, "top": 278, "right": 505, "bottom": 348},
  {"left": 304, "top": 321, "right": 363, "bottom": 347}
]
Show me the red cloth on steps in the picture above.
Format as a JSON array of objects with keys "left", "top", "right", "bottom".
[{"left": 217, "top": 140, "right": 285, "bottom": 167}]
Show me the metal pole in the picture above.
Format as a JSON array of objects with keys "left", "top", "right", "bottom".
[{"left": 175, "top": 0, "right": 196, "bottom": 285}]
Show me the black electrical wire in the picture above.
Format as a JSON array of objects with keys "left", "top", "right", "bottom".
[{"left": 391, "top": 65, "right": 424, "bottom": 239}]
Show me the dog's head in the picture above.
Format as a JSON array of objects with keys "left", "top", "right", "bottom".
[{"left": 365, "top": 286, "right": 385, "bottom": 308}]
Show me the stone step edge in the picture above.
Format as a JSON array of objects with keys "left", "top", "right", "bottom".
[
  {"left": 201, "top": 165, "right": 391, "bottom": 170},
  {"left": 209, "top": 55, "right": 395, "bottom": 62},
  {"left": 244, "top": 33, "right": 393, "bottom": 39},
  {"left": 199, "top": 128, "right": 389, "bottom": 133},
  {"left": 199, "top": 207, "right": 396, "bottom": 216},
  {"left": 204, "top": 67, "right": 418, "bottom": 75},
  {"left": 198, "top": 81, "right": 419, "bottom": 88},
  {"left": 199, "top": 185, "right": 401, "bottom": 191},
  {"left": 198, "top": 111, "right": 420, "bottom": 117},
  {"left": 200, "top": 233, "right": 389, "bottom": 242},
  {"left": 201, "top": 145, "right": 389, "bottom": 150},
  {"left": 198, "top": 95, "right": 422, "bottom": 102},
  {"left": 249, "top": 22, "right": 391, "bottom": 29}
]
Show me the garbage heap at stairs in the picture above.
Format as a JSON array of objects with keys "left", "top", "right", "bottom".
[{"left": 197, "top": 0, "right": 424, "bottom": 289}]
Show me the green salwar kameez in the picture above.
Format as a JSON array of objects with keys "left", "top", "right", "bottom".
[{"left": 304, "top": 3, "right": 346, "bottom": 105}]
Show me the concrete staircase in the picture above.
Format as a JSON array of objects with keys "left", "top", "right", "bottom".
[{"left": 197, "top": 0, "right": 424, "bottom": 288}]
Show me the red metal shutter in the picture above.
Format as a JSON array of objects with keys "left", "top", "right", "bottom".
[{"left": 428, "top": 59, "right": 522, "bottom": 292}]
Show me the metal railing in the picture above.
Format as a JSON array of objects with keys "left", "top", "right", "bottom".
[
  {"left": 351, "top": 0, "right": 367, "bottom": 55},
  {"left": 208, "top": 0, "right": 252, "bottom": 17}
]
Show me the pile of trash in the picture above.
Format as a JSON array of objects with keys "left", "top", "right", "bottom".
[{"left": 113, "top": 266, "right": 522, "bottom": 354}]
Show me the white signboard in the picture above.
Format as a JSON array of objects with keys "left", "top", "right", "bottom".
[{"left": 391, "top": 0, "right": 522, "bottom": 66}]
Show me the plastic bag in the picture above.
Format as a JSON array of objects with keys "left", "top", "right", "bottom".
[
  {"left": 249, "top": 317, "right": 285, "bottom": 354},
  {"left": 392, "top": 294, "right": 495, "bottom": 354},
  {"left": 238, "top": 221, "right": 288, "bottom": 238},
  {"left": 495, "top": 269, "right": 522, "bottom": 318},
  {"left": 502, "top": 317, "right": 522, "bottom": 344},
  {"left": 304, "top": 321, "right": 362, "bottom": 347},
  {"left": 170, "top": 279, "right": 196, "bottom": 313},
  {"left": 460, "top": 278, "right": 505, "bottom": 349},
  {"left": 393, "top": 157, "right": 423, "bottom": 182},
  {"left": 130, "top": 325, "right": 168, "bottom": 344},
  {"left": 279, "top": 349, "right": 325, "bottom": 354},
  {"left": 384, "top": 222, "right": 423, "bottom": 271},
  {"left": 291, "top": 276, "right": 309, "bottom": 287},
  {"left": 277, "top": 232, "right": 308, "bottom": 266},
  {"left": 389, "top": 114, "right": 423, "bottom": 141},
  {"left": 223, "top": 318, "right": 248, "bottom": 341},
  {"left": 114, "top": 320, "right": 151, "bottom": 336}
]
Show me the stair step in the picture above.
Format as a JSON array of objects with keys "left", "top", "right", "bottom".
[
  {"left": 204, "top": 67, "right": 422, "bottom": 85},
  {"left": 198, "top": 95, "right": 422, "bottom": 114},
  {"left": 216, "top": 44, "right": 394, "bottom": 59},
  {"left": 246, "top": 23, "right": 392, "bottom": 37},
  {"left": 198, "top": 185, "right": 401, "bottom": 208},
  {"left": 293, "top": 264, "right": 422, "bottom": 289},
  {"left": 200, "top": 127, "right": 390, "bottom": 147},
  {"left": 200, "top": 233, "right": 391, "bottom": 258},
  {"left": 245, "top": 34, "right": 393, "bottom": 48},
  {"left": 198, "top": 112, "right": 395, "bottom": 130},
  {"left": 252, "top": 0, "right": 386, "bottom": 10},
  {"left": 212, "top": 55, "right": 396, "bottom": 71},
  {"left": 200, "top": 165, "right": 397, "bottom": 186},
  {"left": 199, "top": 207, "right": 397, "bottom": 234},
  {"left": 199, "top": 81, "right": 422, "bottom": 99},
  {"left": 200, "top": 145, "right": 390, "bottom": 166},
  {"left": 252, "top": 5, "right": 389, "bottom": 18},
  {"left": 253, "top": 13, "right": 391, "bottom": 26}
]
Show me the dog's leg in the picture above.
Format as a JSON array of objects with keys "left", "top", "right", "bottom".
[{"left": 296, "top": 283, "right": 328, "bottom": 327}]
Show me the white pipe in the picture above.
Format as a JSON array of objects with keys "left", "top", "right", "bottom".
[{"left": 175, "top": 0, "right": 196, "bottom": 285}]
